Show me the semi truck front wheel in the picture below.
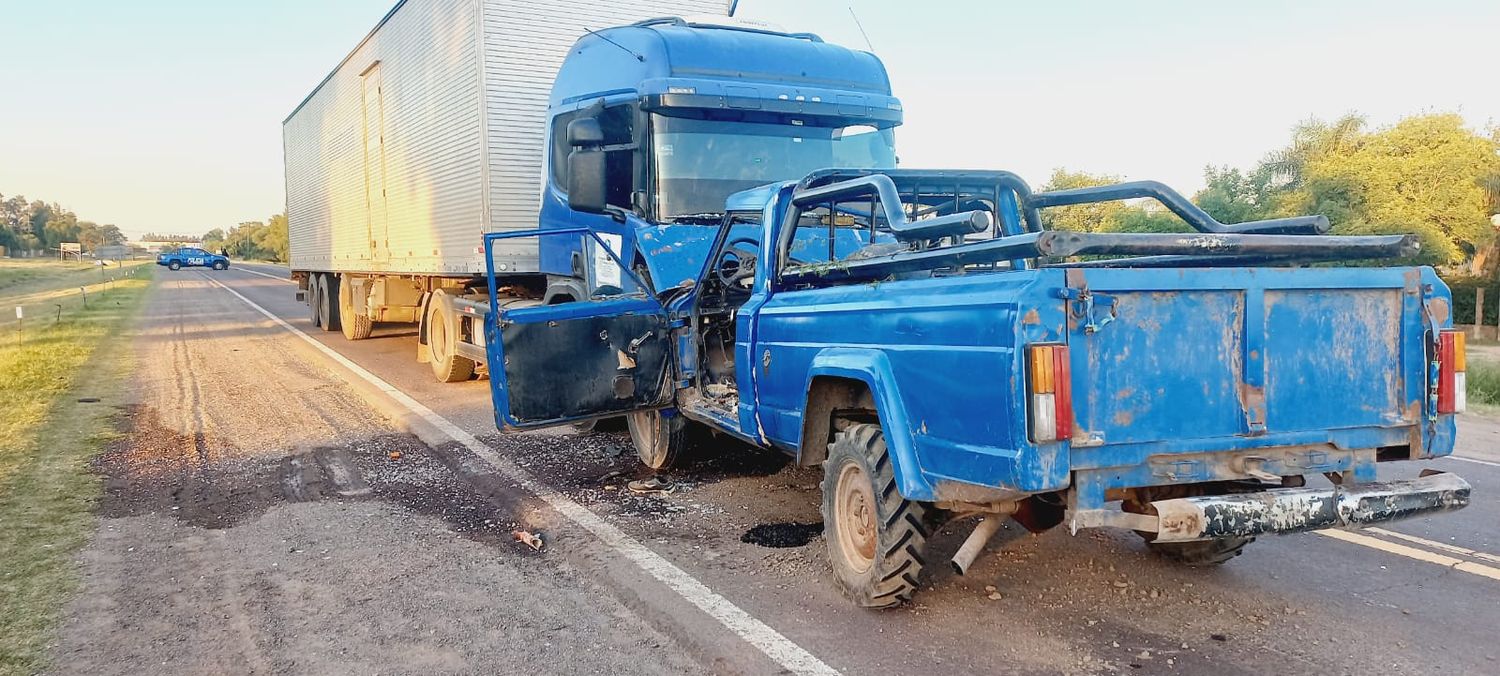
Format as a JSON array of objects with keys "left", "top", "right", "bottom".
[
  {"left": 822, "top": 423, "right": 930, "bottom": 608},
  {"left": 424, "top": 289, "right": 474, "bottom": 383}
]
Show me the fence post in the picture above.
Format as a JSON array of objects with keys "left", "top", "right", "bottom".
[{"left": 1476, "top": 287, "right": 1485, "bottom": 340}]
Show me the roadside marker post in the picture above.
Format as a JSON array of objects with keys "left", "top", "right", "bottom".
[{"left": 14, "top": 306, "right": 21, "bottom": 346}]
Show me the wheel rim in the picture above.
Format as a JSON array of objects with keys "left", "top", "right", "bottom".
[{"left": 834, "top": 461, "right": 877, "bottom": 573}]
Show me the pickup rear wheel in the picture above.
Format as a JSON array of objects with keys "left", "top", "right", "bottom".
[
  {"left": 1148, "top": 537, "right": 1254, "bottom": 566},
  {"left": 822, "top": 423, "right": 929, "bottom": 608},
  {"left": 1128, "top": 484, "right": 1254, "bottom": 566},
  {"left": 627, "top": 409, "right": 686, "bottom": 470}
]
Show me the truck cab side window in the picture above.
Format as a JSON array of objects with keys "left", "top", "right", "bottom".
[{"left": 549, "top": 103, "right": 636, "bottom": 212}]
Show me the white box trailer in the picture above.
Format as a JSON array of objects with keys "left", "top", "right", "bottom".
[
  {"left": 282, "top": 0, "right": 724, "bottom": 376},
  {"left": 285, "top": 0, "right": 725, "bottom": 277}
]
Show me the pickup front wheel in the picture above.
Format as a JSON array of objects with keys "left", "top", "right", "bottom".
[
  {"left": 822, "top": 423, "right": 930, "bottom": 608},
  {"left": 627, "top": 409, "right": 687, "bottom": 470}
]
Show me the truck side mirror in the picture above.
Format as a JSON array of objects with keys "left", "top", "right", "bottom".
[
  {"left": 566, "top": 117, "right": 608, "bottom": 215},
  {"left": 567, "top": 148, "right": 608, "bottom": 215},
  {"left": 566, "top": 118, "right": 604, "bottom": 147}
]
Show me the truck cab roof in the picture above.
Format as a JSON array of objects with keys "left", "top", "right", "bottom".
[{"left": 550, "top": 17, "right": 901, "bottom": 125}]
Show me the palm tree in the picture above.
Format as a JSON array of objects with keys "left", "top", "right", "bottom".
[{"left": 1263, "top": 114, "right": 1366, "bottom": 190}]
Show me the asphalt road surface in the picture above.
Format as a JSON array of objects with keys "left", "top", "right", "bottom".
[{"left": 54, "top": 262, "right": 1500, "bottom": 675}]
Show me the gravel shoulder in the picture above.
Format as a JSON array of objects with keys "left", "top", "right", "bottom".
[{"left": 50, "top": 275, "right": 701, "bottom": 675}]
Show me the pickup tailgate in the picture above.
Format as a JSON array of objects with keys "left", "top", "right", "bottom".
[{"left": 1064, "top": 267, "right": 1429, "bottom": 447}]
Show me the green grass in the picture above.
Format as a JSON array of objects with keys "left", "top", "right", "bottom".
[
  {"left": 0, "top": 259, "right": 150, "bottom": 306},
  {"left": 0, "top": 270, "right": 152, "bottom": 676},
  {"left": 1467, "top": 360, "right": 1500, "bottom": 409}
]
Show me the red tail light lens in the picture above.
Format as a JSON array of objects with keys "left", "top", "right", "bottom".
[
  {"left": 1437, "top": 330, "right": 1466, "bottom": 414},
  {"left": 1028, "top": 344, "right": 1072, "bottom": 442}
]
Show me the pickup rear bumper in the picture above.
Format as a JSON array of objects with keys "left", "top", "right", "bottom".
[{"left": 1147, "top": 472, "right": 1470, "bottom": 543}]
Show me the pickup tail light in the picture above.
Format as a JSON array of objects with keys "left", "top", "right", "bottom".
[
  {"left": 1437, "top": 330, "right": 1466, "bottom": 414},
  {"left": 1028, "top": 343, "right": 1072, "bottom": 442}
]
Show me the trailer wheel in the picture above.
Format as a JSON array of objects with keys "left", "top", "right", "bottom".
[
  {"left": 626, "top": 409, "right": 687, "bottom": 470},
  {"left": 168, "top": 261, "right": 181, "bottom": 271},
  {"left": 308, "top": 274, "right": 323, "bottom": 328},
  {"left": 338, "top": 274, "right": 373, "bottom": 341},
  {"left": 316, "top": 273, "right": 340, "bottom": 332},
  {"left": 425, "top": 289, "right": 474, "bottom": 382},
  {"left": 822, "top": 423, "right": 929, "bottom": 608}
]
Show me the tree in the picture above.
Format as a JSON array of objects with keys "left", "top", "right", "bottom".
[
  {"left": 1039, "top": 169, "right": 1126, "bottom": 233},
  {"left": 1295, "top": 113, "right": 1500, "bottom": 264},
  {"left": 201, "top": 228, "right": 226, "bottom": 251}
]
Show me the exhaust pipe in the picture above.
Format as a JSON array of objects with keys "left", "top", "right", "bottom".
[{"left": 950, "top": 516, "right": 1004, "bottom": 575}]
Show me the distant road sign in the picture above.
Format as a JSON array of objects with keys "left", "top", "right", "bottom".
[{"left": 60, "top": 242, "right": 82, "bottom": 253}]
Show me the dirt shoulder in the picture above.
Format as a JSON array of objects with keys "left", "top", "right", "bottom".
[{"left": 49, "top": 274, "right": 700, "bottom": 675}]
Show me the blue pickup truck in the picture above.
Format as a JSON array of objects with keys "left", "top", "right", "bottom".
[
  {"left": 480, "top": 167, "right": 1470, "bottom": 607},
  {"left": 157, "top": 246, "right": 230, "bottom": 271}
]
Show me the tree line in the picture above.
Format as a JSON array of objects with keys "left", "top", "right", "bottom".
[
  {"left": 202, "top": 213, "right": 288, "bottom": 262},
  {"left": 1, "top": 193, "right": 125, "bottom": 255},
  {"left": 1040, "top": 112, "right": 1500, "bottom": 268}
]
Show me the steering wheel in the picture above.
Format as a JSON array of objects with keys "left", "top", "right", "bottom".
[{"left": 715, "top": 237, "right": 762, "bottom": 288}]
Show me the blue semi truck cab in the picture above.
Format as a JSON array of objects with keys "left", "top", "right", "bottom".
[
  {"left": 480, "top": 18, "right": 1470, "bottom": 607},
  {"left": 532, "top": 17, "right": 900, "bottom": 305}
]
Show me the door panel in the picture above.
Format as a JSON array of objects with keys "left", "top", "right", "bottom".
[{"left": 490, "top": 297, "right": 674, "bottom": 428}]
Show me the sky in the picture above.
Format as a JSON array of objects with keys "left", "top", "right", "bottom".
[{"left": 1, "top": 0, "right": 1497, "bottom": 239}]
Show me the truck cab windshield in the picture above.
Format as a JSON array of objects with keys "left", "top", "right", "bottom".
[{"left": 652, "top": 115, "right": 896, "bottom": 221}]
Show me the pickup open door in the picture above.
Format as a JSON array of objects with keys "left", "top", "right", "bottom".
[{"left": 482, "top": 229, "right": 676, "bottom": 430}]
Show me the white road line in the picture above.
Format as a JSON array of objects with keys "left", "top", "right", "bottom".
[
  {"left": 1443, "top": 454, "right": 1500, "bottom": 468},
  {"left": 1363, "top": 527, "right": 1500, "bottom": 566},
  {"left": 1317, "top": 530, "right": 1500, "bottom": 582},
  {"left": 198, "top": 274, "right": 838, "bottom": 676},
  {"left": 233, "top": 266, "right": 295, "bottom": 284}
]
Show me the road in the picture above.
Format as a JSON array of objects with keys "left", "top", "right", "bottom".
[{"left": 54, "top": 262, "right": 1500, "bottom": 675}]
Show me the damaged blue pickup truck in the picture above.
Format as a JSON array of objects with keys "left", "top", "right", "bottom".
[{"left": 481, "top": 168, "right": 1471, "bottom": 607}]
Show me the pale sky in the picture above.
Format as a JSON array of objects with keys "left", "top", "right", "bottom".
[{"left": 1, "top": 0, "right": 1496, "bottom": 239}]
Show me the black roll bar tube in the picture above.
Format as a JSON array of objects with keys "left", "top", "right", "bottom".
[{"left": 1028, "top": 180, "right": 1330, "bottom": 235}]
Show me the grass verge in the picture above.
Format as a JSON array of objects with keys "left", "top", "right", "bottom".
[
  {"left": 0, "top": 270, "right": 152, "bottom": 676},
  {"left": 1467, "top": 360, "right": 1500, "bottom": 409}
]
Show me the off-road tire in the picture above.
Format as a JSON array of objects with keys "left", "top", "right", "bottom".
[
  {"left": 338, "top": 274, "right": 374, "bottom": 341},
  {"left": 308, "top": 275, "right": 323, "bottom": 328},
  {"left": 425, "top": 290, "right": 474, "bottom": 383},
  {"left": 1147, "top": 536, "right": 1255, "bottom": 567},
  {"left": 168, "top": 261, "right": 181, "bottom": 271},
  {"left": 627, "top": 408, "right": 687, "bottom": 470},
  {"left": 821, "top": 423, "right": 930, "bottom": 608},
  {"left": 317, "top": 273, "right": 340, "bottom": 332}
]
